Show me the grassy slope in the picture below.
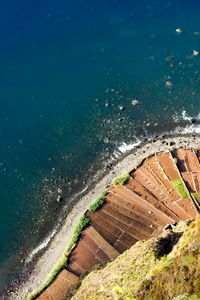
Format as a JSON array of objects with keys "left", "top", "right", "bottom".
[{"left": 71, "top": 217, "right": 200, "bottom": 300}]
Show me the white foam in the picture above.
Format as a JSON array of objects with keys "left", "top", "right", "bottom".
[
  {"left": 113, "top": 150, "right": 121, "bottom": 158},
  {"left": 80, "top": 186, "right": 88, "bottom": 194},
  {"left": 176, "top": 124, "right": 200, "bottom": 134},
  {"left": 118, "top": 139, "right": 141, "bottom": 153},
  {"left": 172, "top": 109, "right": 200, "bottom": 135},
  {"left": 173, "top": 109, "right": 200, "bottom": 122},
  {"left": 25, "top": 227, "right": 58, "bottom": 264},
  {"left": 181, "top": 110, "right": 193, "bottom": 121}
]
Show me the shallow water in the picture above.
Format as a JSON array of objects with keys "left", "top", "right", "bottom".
[{"left": 1, "top": 0, "right": 200, "bottom": 291}]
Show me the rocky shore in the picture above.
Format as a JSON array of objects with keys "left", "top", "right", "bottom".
[{"left": 9, "top": 133, "right": 200, "bottom": 300}]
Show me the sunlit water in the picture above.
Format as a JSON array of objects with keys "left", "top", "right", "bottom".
[{"left": 0, "top": 0, "right": 200, "bottom": 291}]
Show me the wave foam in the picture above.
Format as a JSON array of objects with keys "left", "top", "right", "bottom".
[
  {"left": 118, "top": 139, "right": 141, "bottom": 153},
  {"left": 175, "top": 123, "right": 200, "bottom": 134},
  {"left": 181, "top": 110, "right": 193, "bottom": 121},
  {"left": 173, "top": 109, "right": 200, "bottom": 135},
  {"left": 25, "top": 227, "right": 58, "bottom": 264},
  {"left": 173, "top": 109, "right": 200, "bottom": 122}
]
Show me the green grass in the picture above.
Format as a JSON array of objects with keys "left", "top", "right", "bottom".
[
  {"left": 192, "top": 193, "right": 200, "bottom": 205},
  {"left": 89, "top": 191, "right": 108, "bottom": 212},
  {"left": 66, "top": 215, "right": 90, "bottom": 252},
  {"left": 27, "top": 215, "right": 90, "bottom": 300},
  {"left": 188, "top": 296, "right": 200, "bottom": 300},
  {"left": 112, "top": 173, "right": 130, "bottom": 185},
  {"left": 149, "top": 256, "right": 175, "bottom": 277},
  {"left": 27, "top": 255, "right": 68, "bottom": 300},
  {"left": 173, "top": 158, "right": 178, "bottom": 164},
  {"left": 171, "top": 178, "right": 190, "bottom": 199}
]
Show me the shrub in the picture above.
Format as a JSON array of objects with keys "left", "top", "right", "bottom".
[
  {"left": 89, "top": 191, "right": 108, "bottom": 212},
  {"left": 112, "top": 173, "right": 130, "bottom": 185}
]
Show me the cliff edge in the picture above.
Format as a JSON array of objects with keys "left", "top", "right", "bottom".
[{"left": 70, "top": 217, "right": 200, "bottom": 300}]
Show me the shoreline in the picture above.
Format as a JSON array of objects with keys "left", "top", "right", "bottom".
[{"left": 9, "top": 133, "right": 200, "bottom": 300}]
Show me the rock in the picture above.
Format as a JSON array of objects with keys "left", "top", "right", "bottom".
[
  {"left": 105, "top": 164, "right": 112, "bottom": 170},
  {"left": 165, "top": 80, "right": 173, "bottom": 88},
  {"left": 56, "top": 195, "right": 63, "bottom": 202},
  {"left": 57, "top": 188, "right": 62, "bottom": 194},
  {"left": 118, "top": 106, "right": 125, "bottom": 111},
  {"left": 103, "top": 137, "right": 109, "bottom": 144},
  {"left": 192, "top": 50, "right": 199, "bottom": 57},
  {"left": 165, "top": 55, "right": 174, "bottom": 63},
  {"left": 175, "top": 28, "right": 183, "bottom": 33},
  {"left": 131, "top": 99, "right": 139, "bottom": 106},
  {"left": 191, "top": 118, "right": 197, "bottom": 124}
]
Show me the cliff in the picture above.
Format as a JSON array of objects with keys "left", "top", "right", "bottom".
[
  {"left": 70, "top": 217, "right": 200, "bottom": 300},
  {"left": 25, "top": 146, "right": 200, "bottom": 300}
]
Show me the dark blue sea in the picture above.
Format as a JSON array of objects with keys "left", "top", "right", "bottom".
[{"left": 1, "top": 0, "right": 200, "bottom": 292}]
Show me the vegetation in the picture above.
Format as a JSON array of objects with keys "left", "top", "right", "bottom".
[
  {"left": 27, "top": 215, "right": 90, "bottom": 300},
  {"left": 112, "top": 173, "right": 130, "bottom": 185},
  {"left": 171, "top": 178, "right": 190, "bottom": 199},
  {"left": 66, "top": 216, "right": 90, "bottom": 252},
  {"left": 89, "top": 190, "right": 108, "bottom": 212},
  {"left": 27, "top": 255, "right": 68, "bottom": 300},
  {"left": 173, "top": 157, "right": 178, "bottom": 164},
  {"left": 71, "top": 218, "right": 200, "bottom": 300},
  {"left": 27, "top": 149, "right": 200, "bottom": 300},
  {"left": 192, "top": 193, "right": 200, "bottom": 205}
]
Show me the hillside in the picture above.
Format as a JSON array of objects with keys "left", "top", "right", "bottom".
[
  {"left": 25, "top": 145, "right": 200, "bottom": 300},
  {"left": 70, "top": 217, "right": 200, "bottom": 300}
]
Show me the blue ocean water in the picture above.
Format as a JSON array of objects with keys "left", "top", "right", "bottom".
[{"left": 1, "top": 0, "right": 200, "bottom": 291}]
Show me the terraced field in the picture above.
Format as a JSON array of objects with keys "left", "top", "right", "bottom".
[{"left": 35, "top": 148, "right": 200, "bottom": 300}]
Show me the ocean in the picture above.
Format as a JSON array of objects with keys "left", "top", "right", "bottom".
[{"left": 0, "top": 0, "right": 200, "bottom": 291}]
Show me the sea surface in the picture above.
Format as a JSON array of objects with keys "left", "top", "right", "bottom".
[{"left": 1, "top": 0, "right": 200, "bottom": 292}]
